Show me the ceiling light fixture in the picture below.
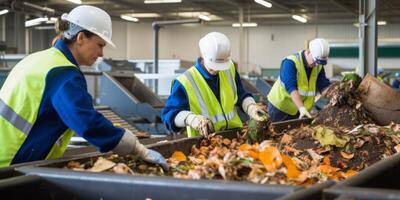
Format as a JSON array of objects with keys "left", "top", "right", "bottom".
[
  {"left": 25, "top": 17, "right": 49, "bottom": 27},
  {"left": 377, "top": 21, "right": 387, "bottom": 25},
  {"left": 144, "top": 0, "right": 181, "bottom": 4},
  {"left": 292, "top": 15, "right": 307, "bottom": 23},
  {"left": 35, "top": 25, "right": 56, "bottom": 30},
  {"left": 0, "top": 9, "right": 9, "bottom": 16},
  {"left": 66, "top": 0, "right": 82, "bottom": 4},
  {"left": 254, "top": 0, "right": 272, "bottom": 8},
  {"left": 198, "top": 14, "right": 211, "bottom": 21},
  {"left": 124, "top": 13, "right": 160, "bottom": 18},
  {"left": 232, "top": 22, "right": 258, "bottom": 27},
  {"left": 46, "top": 17, "right": 58, "bottom": 24},
  {"left": 120, "top": 14, "right": 139, "bottom": 22}
]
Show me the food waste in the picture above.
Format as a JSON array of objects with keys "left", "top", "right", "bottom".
[
  {"left": 64, "top": 76, "right": 399, "bottom": 186},
  {"left": 65, "top": 123, "right": 400, "bottom": 186}
]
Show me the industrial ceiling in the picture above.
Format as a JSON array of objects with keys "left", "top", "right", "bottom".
[{"left": 1, "top": 0, "right": 399, "bottom": 26}]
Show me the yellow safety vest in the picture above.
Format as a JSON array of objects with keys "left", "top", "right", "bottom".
[
  {"left": 176, "top": 63, "right": 243, "bottom": 137},
  {"left": 268, "top": 51, "right": 322, "bottom": 115},
  {"left": 0, "top": 47, "right": 77, "bottom": 167},
  {"left": 377, "top": 76, "right": 384, "bottom": 83}
]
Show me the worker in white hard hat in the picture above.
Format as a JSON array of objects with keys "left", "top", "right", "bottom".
[
  {"left": 377, "top": 66, "right": 385, "bottom": 83},
  {"left": 267, "top": 38, "right": 331, "bottom": 122},
  {"left": 392, "top": 72, "right": 400, "bottom": 89},
  {"left": 0, "top": 5, "right": 168, "bottom": 170},
  {"left": 162, "top": 32, "right": 269, "bottom": 137}
]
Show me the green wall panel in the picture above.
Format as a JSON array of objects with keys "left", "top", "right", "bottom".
[{"left": 330, "top": 46, "right": 400, "bottom": 58}]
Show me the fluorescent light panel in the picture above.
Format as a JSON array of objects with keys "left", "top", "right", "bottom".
[
  {"left": 254, "top": 0, "right": 272, "bottom": 8},
  {"left": 292, "top": 15, "right": 307, "bottom": 23},
  {"left": 0, "top": 9, "right": 9, "bottom": 16},
  {"left": 144, "top": 0, "right": 181, "bottom": 4},
  {"left": 177, "top": 12, "right": 209, "bottom": 18},
  {"left": 378, "top": 21, "right": 387, "bottom": 25},
  {"left": 120, "top": 14, "right": 139, "bottom": 22},
  {"left": 35, "top": 25, "right": 55, "bottom": 30},
  {"left": 25, "top": 17, "right": 49, "bottom": 27},
  {"left": 46, "top": 17, "right": 58, "bottom": 24},
  {"left": 66, "top": 0, "right": 82, "bottom": 4},
  {"left": 232, "top": 22, "right": 258, "bottom": 27},
  {"left": 198, "top": 14, "right": 210, "bottom": 21},
  {"left": 125, "top": 13, "right": 160, "bottom": 18}
]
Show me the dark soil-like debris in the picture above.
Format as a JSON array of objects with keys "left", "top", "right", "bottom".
[{"left": 314, "top": 80, "right": 374, "bottom": 128}]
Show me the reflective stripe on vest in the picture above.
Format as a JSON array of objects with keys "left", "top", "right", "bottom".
[
  {"left": 279, "top": 79, "right": 315, "bottom": 96},
  {"left": 267, "top": 51, "right": 322, "bottom": 115},
  {"left": 225, "top": 67, "right": 237, "bottom": 100},
  {"left": 177, "top": 63, "right": 243, "bottom": 137},
  {"left": 0, "top": 47, "right": 78, "bottom": 167},
  {"left": 0, "top": 99, "right": 33, "bottom": 134},
  {"left": 183, "top": 70, "right": 211, "bottom": 119},
  {"left": 183, "top": 69, "right": 238, "bottom": 124}
]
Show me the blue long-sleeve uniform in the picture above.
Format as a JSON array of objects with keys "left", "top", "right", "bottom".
[
  {"left": 161, "top": 58, "right": 252, "bottom": 133},
  {"left": 11, "top": 40, "right": 124, "bottom": 164},
  {"left": 268, "top": 51, "right": 331, "bottom": 122},
  {"left": 392, "top": 79, "right": 400, "bottom": 89}
]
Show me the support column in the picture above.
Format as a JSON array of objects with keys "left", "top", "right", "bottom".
[
  {"left": 238, "top": 7, "right": 244, "bottom": 74},
  {"left": 358, "top": 0, "right": 377, "bottom": 77}
]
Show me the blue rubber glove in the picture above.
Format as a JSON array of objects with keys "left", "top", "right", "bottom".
[{"left": 142, "top": 149, "right": 169, "bottom": 172}]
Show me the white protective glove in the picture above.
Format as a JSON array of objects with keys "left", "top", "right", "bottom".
[
  {"left": 174, "top": 111, "right": 214, "bottom": 136},
  {"left": 298, "top": 106, "right": 312, "bottom": 119},
  {"left": 242, "top": 97, "right": 269, "bottom": 121},
  {"left": 112, "top": 129, "right": 169, "bottom": 171}
]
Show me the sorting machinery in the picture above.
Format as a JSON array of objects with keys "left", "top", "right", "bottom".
[{"left": 98, "top": 71, "right": 167, "bottom": 135}]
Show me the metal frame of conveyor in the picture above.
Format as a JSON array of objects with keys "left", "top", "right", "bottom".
[
  {"left": 98, "top": 71, "right": 167, "bottom": 135},
  {"left": 251, "top": 78, "right": 272, "bottom": 98}
]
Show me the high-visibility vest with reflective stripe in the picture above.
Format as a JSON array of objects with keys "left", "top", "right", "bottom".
[
  {"left": 176, "top": 64, "right": 243, "bottom": 137},
  {"left": 267, "top": 51, "right": 322, "bottom": 115},
  {"left": 0, "top": 47, "right": 77, "bottom": 167}
]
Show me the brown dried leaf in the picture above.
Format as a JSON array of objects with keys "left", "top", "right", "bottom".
[
  {"left": 88, "top": 157, "right": 116, "bottom": 172},
  {"left": 340, "top": 152, "right": 355, "bottom": 160},
  {"left": 307, "top": 149, "right": 323, "bottom": 162},
  {"left": 281, "top": 134, "right": 293, "bottom": 144},
  {"left": 112, "top": 163, "right": 134, "bottom": 174},
  {"left": 395, "top": 144, "right": 400, "bottom": 153}
]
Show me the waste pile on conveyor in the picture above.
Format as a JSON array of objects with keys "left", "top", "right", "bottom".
[
  {"left": 313, "top": 76, "right": 374, "bottom": 128},
  {"left": 62, "top": 76, "right": 400, "bottom": 187},
  {"left": 64, "top": 122, "right": 400, "bottom": 186}
]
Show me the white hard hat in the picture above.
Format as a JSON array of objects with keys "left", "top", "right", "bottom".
[
  {"left": 378, "top": 66, "right": 384, "bottom": 74},
  {"left": 61, "top": 5, "right": 115, "bottom": 48},
  {"left": 199, "top": 32, "right": 231, "bottom": 71},
  {"left": 309, "top": 38, "right": 329, "bottom": 65}
]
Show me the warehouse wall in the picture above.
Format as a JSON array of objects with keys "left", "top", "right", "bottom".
[{"left": 102, "top": 22, "right": 400, "bottom": 75}]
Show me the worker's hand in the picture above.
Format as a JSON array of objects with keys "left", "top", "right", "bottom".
[
  {"left": 140, "top": 149, "right": 169, "bottom": 172},
  {"left": 242, "top": 97, "right": 269, "bottom": 121},
  {"left": 112, "top": 129, "right": 169, "bottom": 171},
  {"left": 298, "top": 106, "right": 312, "bottom": 119},
  {"left": 185, "top": 113, "right": 214, "bottom": 137},
  {"left": 133, "top": 141, "right": 169, "bottom": 172},
  {"left": 247, "top": 104, "right": 269, "bottom": 121}
]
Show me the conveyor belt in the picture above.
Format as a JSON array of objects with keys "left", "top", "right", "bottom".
[{"left": 95, "top": 106, "right": 150, "bottom": 138}]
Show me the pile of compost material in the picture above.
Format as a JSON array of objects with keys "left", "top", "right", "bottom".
[
  {"left": 64, "top": 123, "right": 400, "bottom": 186},
  {"left": 313, "top": 80, "right": 374, "bottom": 128}
]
